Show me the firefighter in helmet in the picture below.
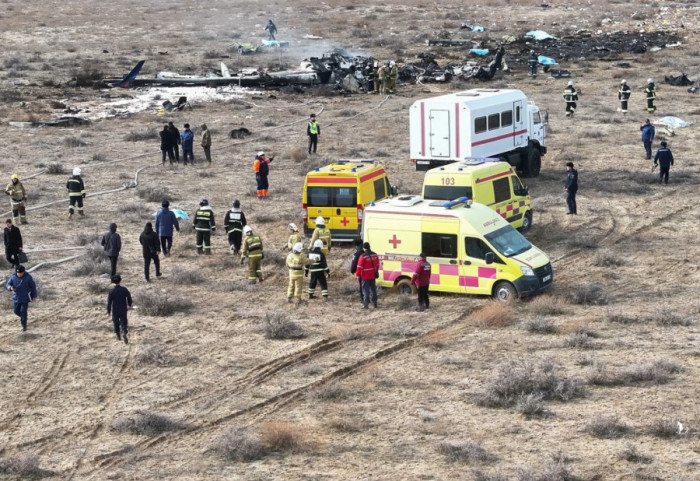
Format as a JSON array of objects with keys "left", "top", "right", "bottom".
[
  {"left": 5, "top": 174, "right": 27, "bottom": 224},
  {"left": 286, "top": 242, "right": 309, "bottom": 304},
  {"left": 224, "top": 199, "right": 246, "bottom": 255},
  {"left": 307, "top": 239, "right": 330, "bottom": 301},
  {"left": 193, "top": 198, "right": 216, "bottom": 255},
  {"left": 286, "top": 223, "right": 303, "bottom": 251},
  {"left": 242, "top": 225, "right": 264, "bottom": 283},
  {"left": 310, "top": 216, "right": 331, "bottom": 255}
]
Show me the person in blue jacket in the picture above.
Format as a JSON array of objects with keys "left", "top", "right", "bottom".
[
  {"left": 155, "top": 200, "right": 180, "bottom": 256},
  {"left": 640, "top": 118, "right": 655, "bottom": 160},
  {"left": 181, "top": 123, "right": 195, "bottom": 165},
  {"left": 6, "top": 265, "right": 37, "bottom": 331},
  {"left": 107, "top": 274, "right": 132, "bottom": 344}
]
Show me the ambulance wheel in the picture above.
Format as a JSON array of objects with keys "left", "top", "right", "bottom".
[
  {"left": 523, "top": 149, "right": 541, "bottom": 177},
  {"left": 520, "top": 211, "right": 533, "bottom": 233},
  {"left": 396, "top": 279, "right": 416, "bottom": 295},
  {"left": 493, "top": 281, "right": 517, "bottom": 302}
]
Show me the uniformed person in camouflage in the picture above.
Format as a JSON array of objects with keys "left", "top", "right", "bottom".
[
  {"left": 242, "top": 225, "right": 264, "bottom": 283},
  {"left": 310, "top": 216, "right": 331, "bottom": 255}
]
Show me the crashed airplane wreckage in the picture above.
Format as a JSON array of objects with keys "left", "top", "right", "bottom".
[{"left": 103, "top": 48, "right": 506, "bottom": 90}]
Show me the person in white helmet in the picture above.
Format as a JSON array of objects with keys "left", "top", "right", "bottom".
[
  {"left": 66, "top": 167, "right": 86, "bottom": 219},
  {"left": 193, "top": 198, "right": 216, "bottom": 255},
  {"left": 286, "top": 241, "right": 309, "bottom": 303},
  {"left": 253, "top": 151, "right": 273, "bottom": 199},
  {"left": 387, "top": 60, "right": 398, "bottom": 93},
  {"left": 563, "top": 80, "right": 578, "bottom": 117},
  {"left": 310, "top": 216, "right": 331, "bottom": 255},
  {"left": 618, "top": 79, "right": 631, "bottom": 114},
  {"left": 242, "top": 225, "right": 264, "bottom": 283},
  {"left": 5, "top": 174, "right": 28, "bottom": 224},
  {"left": 286, "top": 223, "right": 303, "bottom": 251},
  {"left": 372, "top": 61, "right": 380, "bottom": 94},
  {"left": 306, "top": 239, "right": 330, "bottom": 301},
  {"left": 644, "top": 78, "right": 657, "bottom": 113}
]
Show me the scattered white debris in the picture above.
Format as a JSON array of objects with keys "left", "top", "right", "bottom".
[
  {"left": 656, "top": 116, "right": 693, "bottom": 129},
  {"left": 303, "top": 34, "right": 323, "bottom": 39},
  {"left": 525, "top": 30, "right": 557, "bottom": 40}
]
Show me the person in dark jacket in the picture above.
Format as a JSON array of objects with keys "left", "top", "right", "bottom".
[
  {"left": 640, "top": 118, "right": 655, "bottom": 160},
  {"left": 181, "top": 123, "right": 195, "bottom": 165},
  {"left": 410, "top": 253, "right": 432, "bottom": 312},
  {"left": 564, "top": 162, "right": 578, "bottom": 215},
  {"left": 265, "top": 19, "right": 277, "bottom": 40},
  {"left": 527, "top": 50, "right": 538, "bottom": 77},
  {"left": 66, "top": 167, "right": 86, "bottom": 218},
  {"left": 155, "top": 200, "right": 180, "bottom": 256},
  {"left": 644, "top": 78, "right": 657, "bottom": 113},
  {"left": 193, "top": 198, "right": 216, "bottom": 255},
  {"left": 107, "top": 274, "right": 132, "bottom": 344},
  {"left": 160, "top": 124, "right": 175, "bottom": 164},
  {"left": 101, "top": 222, "right": 122, "bottom": 277},
  {"left": 654, "top": 141, "right": 674, "bottom": 184},
  {"left": 307, "top": 113, "right": 320, "bottom": 154},
  {"left": 253, "top": 152, "right": 273, "bottom": 200},
  {"left": 139, "top": 222, "right": 161, "bottom": 282},
  {"left": 224, "top": 199, "right": 246, "bottom": 255},
  {"left": 3, "top": 218, "right": 23, "bottom": 268},
  {"left": 618, "top": 79, "right": 631, "bottom": 114},
  {"left": 350, "top": 237, "right": 364, "bottom": 302},
  {"left": 306, "top": 239, "right": 330, "bottom": 301},
  {"left": 6, "top": 265, "right": 37, "bottom": 331},
  {"left": 356, "top": 242, "right": 380, "bottom": 309},
  {"left": 168, "top": 122, "right": 180, "bottom": 163},
  {"left": 563, "top": 80, "right": 578, "bottom": 117}
]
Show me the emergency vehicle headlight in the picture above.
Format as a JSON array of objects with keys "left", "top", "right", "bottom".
[{"left": 520, "top": 265, "right": 534, "bottom": 277}]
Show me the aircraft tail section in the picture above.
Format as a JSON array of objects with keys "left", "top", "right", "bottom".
[{"left": 110, "top": 60, "right": 145, "bottom": 88}]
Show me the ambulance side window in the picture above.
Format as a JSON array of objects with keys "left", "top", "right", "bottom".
[
  {"left": 422, "top": 233, "right": 457, "bottom": 258},
  {"left": 465, "top": 237, "right": 504, "bottom": 264},
  {"left": 493, "top": 177, "right": 511, "bottom": 203},
  {"left": 373, "top": 178, "right": 386, "bottom": 200}
]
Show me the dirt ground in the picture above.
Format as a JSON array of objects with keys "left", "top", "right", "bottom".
[{"left": 0, "top": 1, "right": 698, "bottom": 480}]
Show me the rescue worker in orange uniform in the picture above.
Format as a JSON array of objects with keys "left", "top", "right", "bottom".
[{"left": 253, "top": 151, "right": 273, "bottom": 200}]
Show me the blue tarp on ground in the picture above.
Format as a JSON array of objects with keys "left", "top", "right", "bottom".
[
  {"left": 526, "top": 30, "right": 557, "bottom": 41},
  {"left": 538, "top": 55, "right": 558, "bottom": 65},
  {"left": 470, "top": 49, "right": 489, "bottom": 56}
]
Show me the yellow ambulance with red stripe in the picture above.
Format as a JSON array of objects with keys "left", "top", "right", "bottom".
[
  {"left": 362, "top": 195, "right": 552, "bottom": 300},
  {"left": 422, "top": 158, "right": 533, "bottom": 231},
  {"left": 303, "top": 160, "right": 396, "bottom": 241}
]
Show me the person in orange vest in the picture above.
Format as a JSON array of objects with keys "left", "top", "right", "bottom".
[{"left": 253, "top": 151, "right": 273, "bottom": 200}]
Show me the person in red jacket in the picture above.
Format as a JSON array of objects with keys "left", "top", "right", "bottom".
[
  {"left": 410, "top": 252, "right": 432, "bottom": 311},
  {"left": 355, "top": 242, "right": 380, "bottom": 309}
]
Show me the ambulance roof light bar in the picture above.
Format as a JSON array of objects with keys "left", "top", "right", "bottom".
[{"left": 443, "top": 197, "right": 473, "bottom": 209}]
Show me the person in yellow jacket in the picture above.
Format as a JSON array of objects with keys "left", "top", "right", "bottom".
[
  {"left": 387, "top": 60, "right": 398, "bottom": 93},
  {"left": 310, "top": 216, "right": 331, "bottom": 255},
  {"left": 286, "top": 223, "right": 303, "bottom": 250},
  {"left": 286, "top": 242, "right": 309, "bottom": 303},
  {"left": 241, "top": 225, "right": 264, "bottom": 283},
  {"left": 376, "top": 63, "right": 386, "bottom": 94},
  {"left": 5, "top": 174, "right": 27, "bottom": 224}
]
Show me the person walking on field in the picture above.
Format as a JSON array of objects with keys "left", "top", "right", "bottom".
[
  {"left": 410, "top": 253, "right": 432, "bottom": 312},
  {"left": 265, "top": 19, "right": 277, "bottom": 41},
  {"left": 66, "top": 167, "right": 86, "bottom": 219},
  {"left": 253, "top": 151, "right": 273, "bottom": 200},
  {"left": 307, "top": 239, "right": 330, "bottom": 301},
  {"left": 564, "top": 162, "right": 578, "bottom": 215},
  {"left": 107, "top": 274, "right": 132, "bottom": 344},
  {"left": 310, "top": 216, "right": 331, "bottom": 255},
  {"left": 286, "top": 223, "right": 303, "bottom": 251},
  {"left": 528, "top": 50, "right": 538, "bottom": 78},
  {"left": 563, "top": 80, "right": 578, "bottom": 117},
  {"left": 160, "top": 124, "right": 175, "bottom": 165},
  {"left": 654, "top": 141, "right": 674, "bottom": 184},
  {"left": 193, "top": 198, "right": 216, "bottom": 255},
  {"left": 286, "top": 242, "right": 309, "bottom": 304},
  {"left": 618, "top": 79, "right": 631, "bottom": 114},
  {"left": 155, "top": 200, "right": 180, "bottom": 256},
  {"left": 307, "top": 113, "right": 320, "bottom": 154},
  {"left": 5, "top": 174, "right": 28, "bottom": 224},
  {"left": 168, "top": 122, "right": 181, "bottom": 163},
  {"left": 6, "top": 265, "right": 37, "bottom": 332},
  {"left": 645, "top": 78, "right": 657, "bottom": 113},
  {"left": 139, "top": 222, "right": 161, "bottom": 282},
  {"left": 242, "top": 225, "right": 264, "bottom": 283},
  {"left": 201, "top": 123, "right": 212, "bottom": 164},
  {"left": 356, "top": 242, "right": 380, "bottom": 309},
  {"left": 3, "top": 219, "right": 23, "bottom": 269},
  {"left": 181, "top": 123, "right": 195, "bottom": 165},
  {"left": 640, "top": 118, "right": 655, "bottom": 160},
  {"left": 101, "top": 222, "right": 122, "bottom": 278},
  {"left": 350, "top": 237, "right": 364, "bottom": 302},
  {"left": 224, "top": 199, "right": 246, "bottom": 255}
]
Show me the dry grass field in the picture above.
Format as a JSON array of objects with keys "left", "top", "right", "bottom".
[{"left": 0, "top": 0, "right": 699, "bottom": 479}]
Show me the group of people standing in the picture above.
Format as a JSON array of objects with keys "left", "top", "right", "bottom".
[
  {"left": 560, "top": 78, "right": 659, "bottom": 117},
  {"left": 364, "top": 60, "right": 398, "bottom": 94},
  {"left": 159, "top": 122, "right": 212, "bottom": 165}
]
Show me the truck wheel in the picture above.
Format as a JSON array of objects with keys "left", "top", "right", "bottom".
[
  {"left": 522, "top": 149, "right": 541, "bottom": 177},
  {"left": 520, "top": 211, "right": 533, "bottom": 233},
  {"left": 493, "top": 281, "right": 517, "bottom": 302},
  {"left": 396, "top": 278, "right": 416, "bottom": 295}
]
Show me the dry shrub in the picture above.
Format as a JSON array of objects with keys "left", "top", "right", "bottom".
[
  {"left": 170, "top": 267, "right": 206, "bottom": 285},
  {"left": 567, "top": 283, "right": 608, "bottom": 305},
  {"left": 606, "top": 309, "right": 638, "bottom": 324},
  {"left": 330, "top": 324, "right": 373, "bottom": 341},
  {"left": 76, "top": 232, "right": 101, "bottom": 246},
  {"left": 478, "top": 357, "right": 585, "bottom": 409},
  {"left": 651, "top": 307, "right": 691, "bottom": 327},
  {"left": 134, "top": 290, "right": 193, "bottom": 316},
  {"left": 563, "top": 332, "right": 596, "bottom": 349},
  {"left": 85, "top": 278, "right": 110, "bottom": 294},
  {"left": 524, "top": 318, "right": 557, "bottom": 334},
  {"left": 648, "top": 418, "right": 682, "bottom": 439},
  {"left": 136, "top": 345, "right": 175, "bottom": 367},
  {"left": 264, "top": 249, "right": 287, "bottom": 268},
  {"left": 63, "top": 136, "right": 88, "bottom": 147},
  {"left": 515, "top": 393, "right": 552, "bottom": 418},
  {"left": 111, "top": 410, "right": 186, "bottom": 436},
  {"left": 585, "top": 415, "right": 631, "bottom": 439},
  {"left": 260, "top": 422, "right": 312, "bottom": 452},
  {"left": 211, "top": 428, "right": 265, "bottom": 462},
  {"left": 617, "top": 444, "right": 652, "bottom": 464},
  {"left": 473, "top": 301, "right": 515, "bottom": 328},
  {"left": 0, "top": 453, "right": 43, "bottom": 476},
  {"left": 263, "top": 311, "right": 305, "bottom": 339},
  {"left": 71, "top": 257, "right": 108, "bottom": 277},
  {"left": 307, "top": 379, "right": 345, "bottom": 400},
  {"left": 516, "top": 453, "right": 574, "bottom": 481},
  {"left": 224, "top": 279, "right": 256, "bottom": 292},
  {"left": 289, "top": 147, "right": 306, "bottom": 163},
  {"left": 387, "top": 321, "right": 419, "bottom": 338},
  {"left": 472, "top": 471, "right": 508, "bottom": 481},
  {"left": 592, "top": 249, "right": 624, "bottom": 267},
  {"left": 45, "top": 162, "right": 65, "bottom": 174},
  {"left": 528, "top": 295, "right": 567, "bottom": 316},
  {"left": 619, "top": 360, "right": 680, "bottom": 385},
  {"left": 137, "top": 186, "right": 177, "bottom": 203},
  {"left": 395, "top": 293, "right": 414, "bottom": 311},
  {"left": 254, "top": 214, "right": 276, "bottom": 224},
  {"left": 438, "top": 440, "right": 496, "bottom": 464},
  {"left": 327, "top": 415, "right": 365, "bottom": 433},
  {"left": 124, "top": 129, "right": 158, "bottom": 142}
]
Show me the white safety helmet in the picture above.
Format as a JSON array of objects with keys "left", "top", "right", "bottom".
[
  {"left": 620, "top": 79, "right": 627, "bottom": 84},
  {"left": 647, "top": 78, "right": 654, "bottom": 84},
  {"left": 390, "top": 60, "right": 395, "bottom": 66},
  {"left": 373, "top": 61, "right": 378, "bottom": 68},
  {"left": 73, "top": 167, "right": 81, "bottom": 176},
  {"left": 292, "top": 242, "right": 304, "bottom": 253},
  {"left": 315, "top": 216, "right": 325, "bottom": 226},
  {"left": 567, "top": 80, "right": 574, "bottom": 86},
  {"left": 288, "top": 223, "right": 298, "bottom": 231},
  {"left": 243, "top": 225, "right": 253, "bottom": 235},
  {"left": 313, "top": 239, "right": 324, "bottom": 249},
  {"left": 257, "top": 151, "right": 265, "bottom": 157}
]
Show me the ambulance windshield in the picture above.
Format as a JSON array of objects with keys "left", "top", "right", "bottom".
[{"left": 484, "top": 225, "right": 531, "bottom": 257}]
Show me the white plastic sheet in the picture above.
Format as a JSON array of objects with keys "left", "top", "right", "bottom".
[{"left": 525, "top": 30, "right": 557, "bottom": 41}]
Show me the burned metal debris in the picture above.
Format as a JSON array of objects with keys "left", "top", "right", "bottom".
[{"left": 665, "top": 73, "right": 694, "bottom": 86}]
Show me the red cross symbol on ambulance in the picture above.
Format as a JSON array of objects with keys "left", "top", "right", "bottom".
[
  {"left": 388, "top": 234, "right": 401, "bottom": 249},
  {"left": 340, "top": 217, "right": 349, "bottom": 226}
]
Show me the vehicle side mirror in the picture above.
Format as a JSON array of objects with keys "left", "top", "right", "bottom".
[
  {"left": 485, "top": 252, "right": 494, "bottom": 265},
  {"left": 390, "top": 185, "right": 399, "bottom": 196}
]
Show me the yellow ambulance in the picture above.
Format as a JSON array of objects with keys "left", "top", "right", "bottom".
[
  {"left": 422, "top": 158, "right": 533, "bottom": 231},
  {"left": 303, "top": 160, "right": 396, "bottom": 241},
  {"left": 362, "top": 195, "right": 552, "bottom": 300}
]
